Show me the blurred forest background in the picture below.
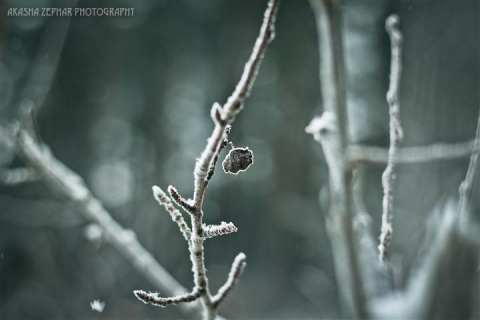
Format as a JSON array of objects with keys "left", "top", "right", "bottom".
[{"left": 0, "top": 0, "right": 479, "bottom": 319}]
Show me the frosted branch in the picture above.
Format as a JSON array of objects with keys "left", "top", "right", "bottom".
[
  {"left": 134, "top": 288, "right": 200, "bottom": 308},
  {"left": 379, "top": 14, "right": 404, "bottom": 266},
  {"left": 13, "top": 128, "right": 201, "bottom": 318},
  {"left": 202, "top": 222, "right": 238, "bottom": 239},
  {"left": 222, "top": 0, "right": 279, "bottom": 120},
  {"left": 212, "top": 253, "right": 247, "bottom": 308},
  {"left": 348, "top": 140, "right": 476, "bottom": 165},
  {"left": 152, "top": 186, "right": 192, "bottom": 241},
  {"left": 138, "top": 1, "right": 279, "bottom": 318},
  {"left": 458, "top": 110, "right": 480, "bottom": 216}
]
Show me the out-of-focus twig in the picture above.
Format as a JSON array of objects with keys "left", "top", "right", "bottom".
[
  {"left": 379, "top": 15, "right": 404, "bottom": 267},
  {"left": 348, "top": 140, "right": 476, "bottom": 165},
  {"left": 352, "top": 168, "right": 391, "bottom": 297},
  {"left": 13, "top": 127, "right": 202, "bottom": 318},
  {"left": 0, "top": 167, "right": 39, "bottom": 185},
  {"left": 458, "top": 111, "right": 480, "bottom": 216},
  {"left": 306, "top": 0, "right": 367, "bottom": 318}
]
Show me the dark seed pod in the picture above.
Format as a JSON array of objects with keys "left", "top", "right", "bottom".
[{"left": 222, "top": 147, "right": 254, "bottom": 174}]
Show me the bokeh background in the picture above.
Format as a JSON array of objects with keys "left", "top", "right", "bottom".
[{"left": 0, "top": 0, "right": 478, "bottom": 319}]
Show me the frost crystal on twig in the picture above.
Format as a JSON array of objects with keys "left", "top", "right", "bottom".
[
  {"left": 168, "top": 185, "right": 195, "bottom": 215},
  {"left": 379, "top": 14, "right": 404, "bottom": 266},
  {"left": 202, "top": 222, "right": 238, "bottom": 239},
  {"left": 134, "top": 289, "right": 200, "bottom": 307}
]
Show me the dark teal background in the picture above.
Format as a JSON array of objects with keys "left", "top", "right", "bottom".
[{"left": 0, "top": 0, "right": 478, "bottom": 319}]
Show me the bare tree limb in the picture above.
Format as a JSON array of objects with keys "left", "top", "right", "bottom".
[
  {"left": 306, "top": 0, "right": 367, "bottom": 318},
  {"left": 348, "top": 140, "right": 476, "bottom": 165},
  {"left": 379, "top": 15, "right": 404, "bottom": 266},
  {"left": 13, "top": 127, "right": 202, "bottom": 318}
]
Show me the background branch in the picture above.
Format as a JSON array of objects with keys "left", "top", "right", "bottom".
[
  {"left": 379, "top": 15, "right": 404, "bottom": 266},
  {"left": 458, "top": 111, "right": 480, "bottom": 216},
  {"left": 348, "top": 140, "right": 476, "bottom": 165},
  {"left": 307, "top": 0, "right": 367, "bottom": 318},
  {"left": 13, "top": 127, "right": 202, "bottom": 318}
]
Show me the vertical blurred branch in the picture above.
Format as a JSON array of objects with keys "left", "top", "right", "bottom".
[
  {"left": 306, "top": 0, "right": 367, "bottom": 318},
  {"left": 458, "top": 110, "right": 480, "bottom": 216},
  {"left": 379, "top": 15, "right": 404, "bottom": 267}
]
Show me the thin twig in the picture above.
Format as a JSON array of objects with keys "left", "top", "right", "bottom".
[
  {"left": 134, "top": 288, "right": 200, "bottom": 307},
  {"left": 212, "top": 253, "right": 247, "bottom": 308},
  {"left": 168, "top": 185, "right": 195, "bottom": 215},
  {"left": 458, "top": 110, "right": 480, "bottom": 216},
  {"left": 306, "top": 0, "right": 367, "bottom": 318},
  {"left": 202, "top": 222, "right": 238, "bottom": 239},
  {"left": 152, "top": 186, "right": 192, "bottom": 241},
  {"left": 352, "top": 168, "right": 392, "bottom": 297},
  {"left": 379, "top": 14, "right": 404, "bottom": 266},
  {"left": 13, "top": 128, "right": 202, "bottom": 318},
  {"left": 348, "top": 140, "right": 476, "bottom": 165}
]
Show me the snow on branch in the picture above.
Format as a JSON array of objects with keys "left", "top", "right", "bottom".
[{"left": 379, "top": 14, "right": 404, "bottom": 267}]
